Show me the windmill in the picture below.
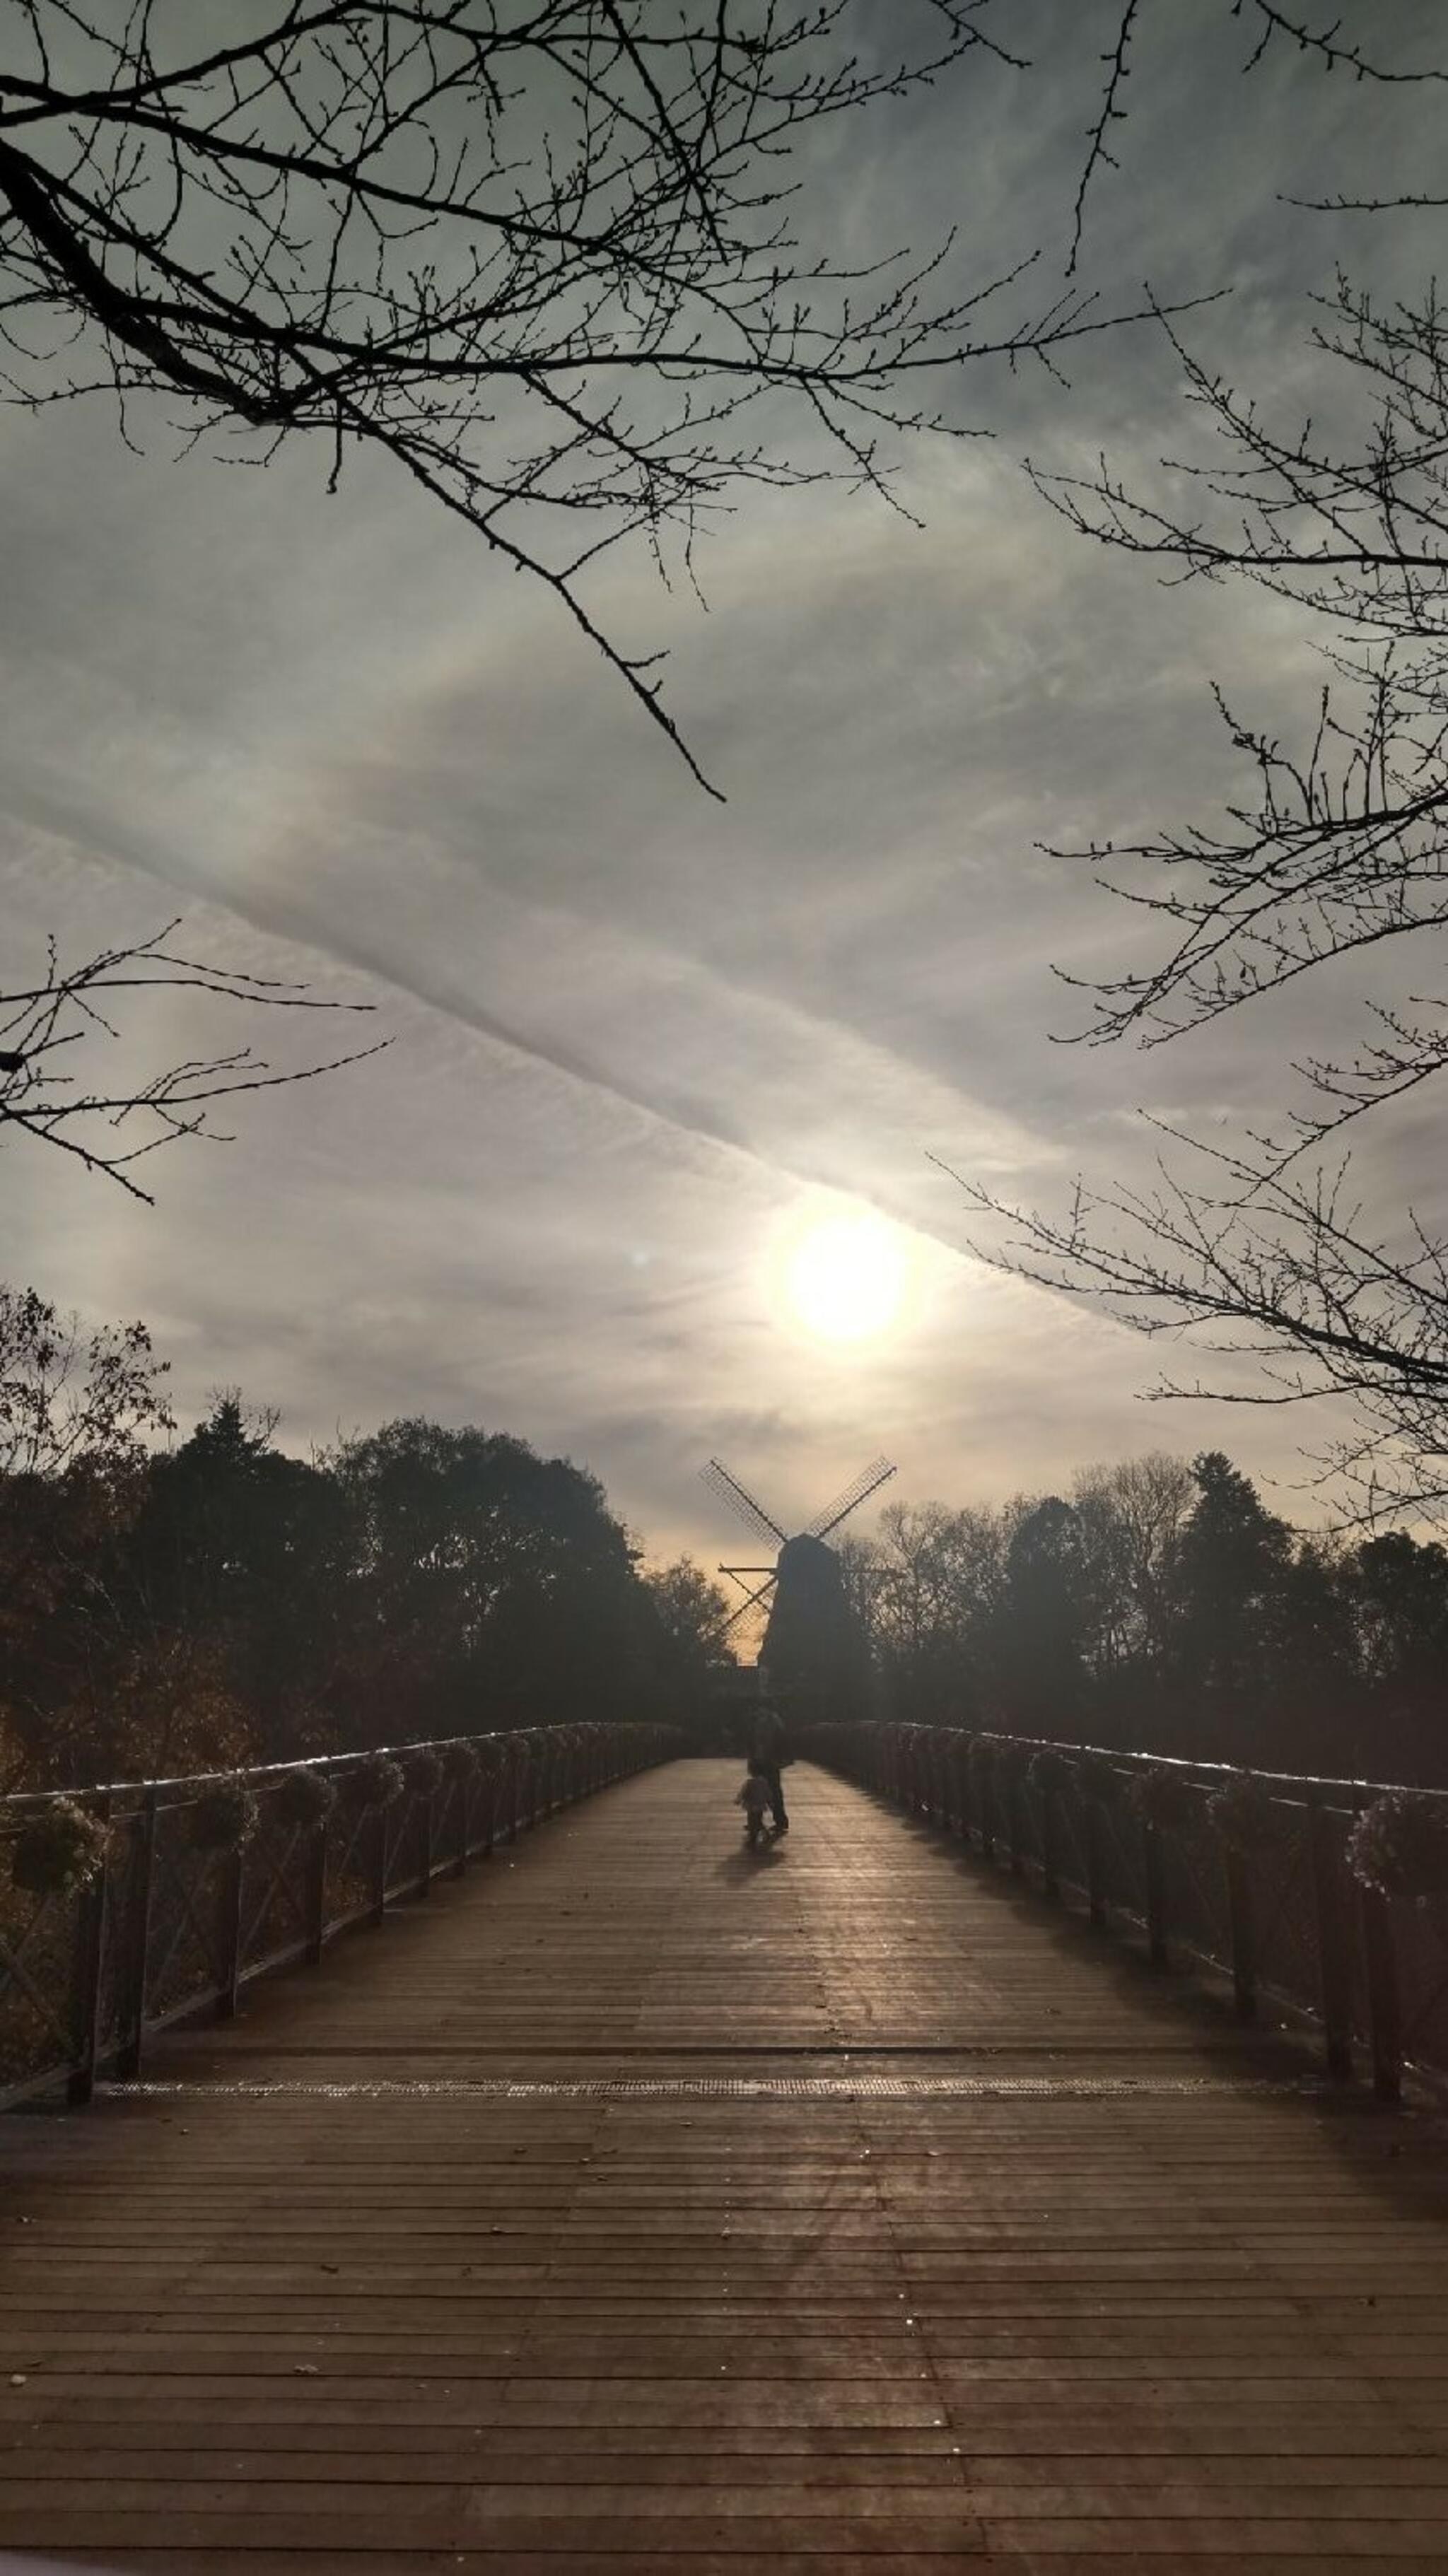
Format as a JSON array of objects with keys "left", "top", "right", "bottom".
[{"left": 701, "top": 1455, "right": 897, "bottom": 1702}]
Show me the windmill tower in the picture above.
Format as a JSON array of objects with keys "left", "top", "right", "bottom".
[{"left": 701, "top": 1453, "right": 895, "bottom": 1712}]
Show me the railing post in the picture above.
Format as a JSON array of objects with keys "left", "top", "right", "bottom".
[
  {"left": 1143, "top": 1824, "right": 1167, "bottom": 1968},
  {"left": 959, "top": 1740, "right": 976, "bottom": 1844},
  {"left": 1085, "top": 1801, "right": 1107, "bottom": 1927},
  {"left": 304, "top": 1822, "right": 328, "bottom": 1967},
  {"left": 416, "top": 1790, "right": 434, "bottom": 1899},
  {"left": 215, "top": 1842, "right": 244, "bottom": 2020},
  {"left": 116, "top": 1786, "right": 159, "bottom": 2082},
  {"left": 1041, "top": 1784, "right": 1060, "bottom": 1902},
  {"left": 1360, "top": 1884, "right": 1403, "bottom": 2102},
  {"left": 370, "top": 1803, "right": 390, "bottom": 1926},
  {"left": 1225, "top": 1848, "right": 1256, "bottom": 2022},
  {"left": 1006, "top": 1772, "right": 1025, "bottom": 1878},
  {"left": 66, "top": 1793, "right": 112, "bottom": 2107},
  {"left": 1308, "top": 1798, "right": 1354, "bottom": 2080}
]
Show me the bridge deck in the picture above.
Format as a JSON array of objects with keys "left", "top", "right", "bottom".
[{"left": 2, "top": 1757, "right": 1447, "bottom": 2570}]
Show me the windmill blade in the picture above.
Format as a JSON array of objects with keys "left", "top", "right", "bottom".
[
  {"left": 807, "top": 1455, "right": 897, "bottom": 1540},
  {"left": 700, "top": 1458, "right": 787, "bottom": 1549},
  {"left": 721, "top": 1572, "right": 778, "bottom": 1637}
]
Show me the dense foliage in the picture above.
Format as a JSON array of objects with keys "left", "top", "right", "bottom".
[
  {"left": 839, "top": 1454, "right": 1448, "bottom": 1787},
  {"left": 0, "top": 1290, "right": 730, "bottom": 1791}
]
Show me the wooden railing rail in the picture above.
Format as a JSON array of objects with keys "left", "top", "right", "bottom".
[
  {"left": 1, "top": 1721, "right": 679, "bottom": 2111},
  {"left": 799, "top": 1720, "right": 1448, "bottom": 2102}
]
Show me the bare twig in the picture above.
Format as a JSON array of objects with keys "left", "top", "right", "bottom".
[{"left": 0, "top": 923, "right": 387, "bottom": 1200}]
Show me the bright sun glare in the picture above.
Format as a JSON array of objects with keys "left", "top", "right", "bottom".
[{"left": 786, "top": 1212, "right": 908, "bottom": 1345}]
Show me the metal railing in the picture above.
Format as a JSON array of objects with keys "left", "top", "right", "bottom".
[
  {"left": 1, "top": 1721, "right": 678, "bottom": 2110},
  {"left": 800, "top": 1719, "right": 1448, "bottom": 2100}
]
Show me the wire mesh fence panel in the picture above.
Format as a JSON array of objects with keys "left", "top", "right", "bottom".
[
  {"left": 1163, "top": 1801, "right": 1234, "bottom": 1972},
  {"left": 1247, "top": 1808, "right": 1319, "bottom": 2021},
  {"left": 924, "top": 1732, "right": 952, "bottom": 1827},
  {"left": 0, "top": 1878, "right": 82, "bottom": 2094},
  {"left": 144, "top": 1798, "right": 230, "bottom": 2025},
  {"left": 238, "top": 1808, "right": 312, "bottom": 1974},
  {"left": 383, "top": 1793, "right": 427, "bottom": 1900},
  {"left": 434, "top": 1773, "right": 467, "bottom": 1866},
  {"left": 1392, "top": 1895, "right": 1448, "bottom": 2073},
  {"left": 1014, "top": 1774, "right": 1048, "bottom": 1884},
  {"left": 1321, "top": 1803, "right": 1375, "bottom": 2049},
  {"left": 325, "top": 1796, "right": 383, "bottom": 1933},
  {"left": 95, "top": 1805, "right": 148, "bottom": 2066},
  {"left": 1092, "top": 1795, "right": 1150, "bottom": 1934},
  {"left": 1051, "top": 1784, "right": 1094, "bottom": 1899},
  {"left": 521, "top": 1738, "right": 541, "bottom": 1822},
  {"left": 974, "top": 1760, "right": 1005, "bottom": 1855}
]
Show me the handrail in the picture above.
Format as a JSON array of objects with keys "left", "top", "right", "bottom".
[
  {"left": 1, "top": 1720, "right": 680, "bottom": 2110},
  {"left": 799, "top": 1719, "right": 1448, "bottom": 2102}
]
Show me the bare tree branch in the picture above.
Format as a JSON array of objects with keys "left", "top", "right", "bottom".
[
  {"left": 958, "top": 49, "right": 1448, "bottom": 1521},
  {"left": 0, "top": 3, "right": 1199, "bottom": 793},
  {"left": 1067, "top": 1, "right": 1138, "bottom": 280},
  {"left": 0, "top": 923, "right": 387, "bottom": 1200}
]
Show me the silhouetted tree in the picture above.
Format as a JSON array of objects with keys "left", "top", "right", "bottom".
[
  {"left": 1348, "top": 1532, "right": 1448, "bottom": 1779},
  {"left": 847, "top": 1500, "right": 1005, "bottom": 1729},
  {"left": 998, "top": 1495, "right": 1095, "bottom": 1735},
  {"left": 328, "top": 1417, "right": 646, "bottom": 1740},
  {"left": 129, "top": 1395, "right": 355, "bottom": 1755},
  {"left": 639, "top": 1557, "right": 735, "bottom": 1736},
  {"left": 1159, "top": 1453, "right": 1296, "bottom": 1760},
  {"left": 0, "top": 1285, "right": 174, "bottom": 1786},
  {"left": 1070, "top": 1452, "right": 1193, "bottom": 1686}
]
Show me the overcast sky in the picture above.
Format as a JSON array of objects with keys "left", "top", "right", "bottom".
[{"left": 3, "top": 1, "right": 1443, "bottom": 1567}]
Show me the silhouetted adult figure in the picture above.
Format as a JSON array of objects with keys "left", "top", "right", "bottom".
[{"left": 749, "top": 1699, "right": 789, "bottom": 1834}]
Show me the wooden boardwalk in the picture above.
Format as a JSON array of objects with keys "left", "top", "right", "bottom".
[{"left": 2, "top": 1755, "right": 1447, "bottom": 2570}]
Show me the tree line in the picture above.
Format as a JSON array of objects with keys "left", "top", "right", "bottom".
[
  {"left": 839, "top": 1455, "right": 1448, "bottom": 1789},
  {"left": 0, "top": 1286, "right": 732, "bottom": 1791},
  {"left": 8, "top": 1277, "right": 1446, "bottom": 1794}
]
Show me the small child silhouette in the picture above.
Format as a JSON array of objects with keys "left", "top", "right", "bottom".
[{"left": 735, "top": 1769, "right": 773, "bottom": 1847}]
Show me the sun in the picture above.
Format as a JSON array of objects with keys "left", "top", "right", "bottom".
[{"left": 786, "top": 1211, "right": 908, "bottom": 1345}]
